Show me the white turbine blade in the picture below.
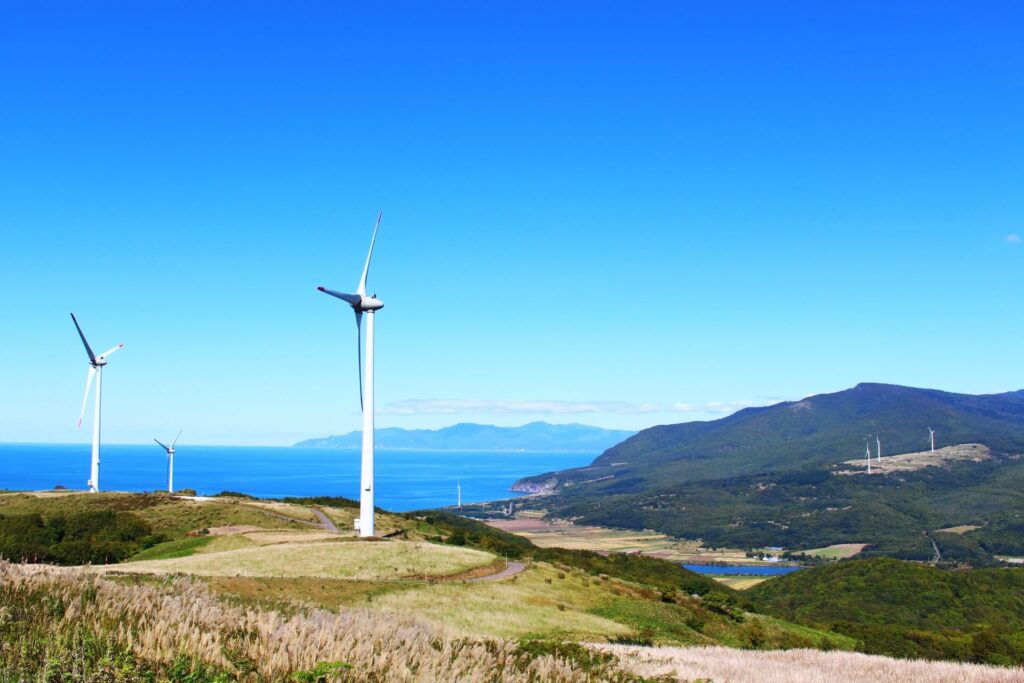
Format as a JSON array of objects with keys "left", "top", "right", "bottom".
[
  {"left": 78, "top": 367, "right": 97, "bottom": 427},
  {"left": 170, "top": 429, "right": 182, "bottom": 449},
  {"left": 97, "top": 344, "right": 124, "bottom": 361},
  {"left": 71, "top": 313, "right": 98, "bottom": 363},
  {"left": 355, "top": 309, "right": 364, "bottom": 411},
  {"left": 317, "top": 287, "right": 361, "bottom": 306},
  {"left": 154, "top": 438, "right": 169, "bottom": 451},
  {"left": 356, "top": 210, "right": 382, "bottom": 297}
]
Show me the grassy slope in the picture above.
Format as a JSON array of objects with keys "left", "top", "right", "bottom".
[{"left": 0, "top": 492, "right": 858, "bottom": 653}]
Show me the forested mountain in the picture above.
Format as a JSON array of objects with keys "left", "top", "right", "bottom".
[{"left": 511, "top": 384, "right": 1024, "bottom": 560}]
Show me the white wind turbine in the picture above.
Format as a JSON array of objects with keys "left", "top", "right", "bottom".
[
  {"left": 457, "top": 481, "right": 462, "bottom": 510},
  {"left": 71, "top": 313, "right": 124, "bottom": 493},
  {"left": 317, "top": 210, "right": 384, "bottom": 538},
  {"left": 928, "top": 427, "right": 935, "bottom": 453},
  {"left": 876, "top": 435, "right": 882, "bottom": 464},
  {"left": 154, "top": 430, "right": 182, "bottom": 493},
  {"left": 865, "top": 438, "right": 872, "bottom": 474}
]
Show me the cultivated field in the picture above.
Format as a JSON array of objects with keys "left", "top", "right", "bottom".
[
  {"left": 840, "top": 443, "right": 991, "bottom": 476},
  {"left": 100, "top": 540, "right": 495, "bottom": 580},
  {"left": 798, "top": 543, "right": 868, "bottom": 559},
  {"left": 485, "top": 510, "right": 751, "bottom": 564},
  {"left": 598, "top": 644, "right": 1024, "bottom": 683}
]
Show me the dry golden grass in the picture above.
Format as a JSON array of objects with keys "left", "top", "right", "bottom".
[
  {"left": 367, "top": 562, "right": 631, "bottom": 640},
  {"left": 2, "top": 562, "right": 629, "bottom": 682},
  {"left": 597, "top": 644, "right": 1024, "bottom": 682},
  {"left": 95, "top": 540, "right": 494, "bottom": 580}
]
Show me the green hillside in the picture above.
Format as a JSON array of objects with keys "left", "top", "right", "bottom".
[
  {"left": 750, "top": 558, "right": 1024, "bottom": 664},
  {"left": 510, "top": 384, "right": 1024, "bottom": 560}
]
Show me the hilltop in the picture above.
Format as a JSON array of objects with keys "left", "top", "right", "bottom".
[
  {"left": 296, "top": 421, "right": 634, "bottom": 452},
  {"left": 509, "top": 384, "right": 1024, "bottom": 561}
]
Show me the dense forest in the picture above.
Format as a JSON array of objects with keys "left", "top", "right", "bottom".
[{"left": 750, "top": 558, "right": 1024, "bottom": 665}]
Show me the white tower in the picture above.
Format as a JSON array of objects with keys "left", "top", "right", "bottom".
[
  {"left": 71, "top": 313, "right": 123, "bottom": 493},
  {"left": 317, "top": 211, "right": 384, "bottom": 538}
]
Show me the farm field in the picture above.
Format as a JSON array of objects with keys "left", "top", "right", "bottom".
[
  {"left": 484, "top": 510, "right": 753, "bottom": 564},
  {"left": 798, "top": 543, "right": 868, "bottom": 559}
]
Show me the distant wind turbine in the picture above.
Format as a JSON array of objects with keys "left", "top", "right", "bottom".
[
  {"left": 457, "top": 481, "right": 462, "bottom": 510},
  {"left": 865, "top": 438, "right": 872, "bottom": 474},
  {"left": 71, "top": 313, "right": 124, "bottom": 493},
  {"left": 928, "top": 427, "right": 935, "bottom": 453},
  {"left": 317, "top": 211, "right": 384, "bottom": 538},
  {"left": 876, "top": 435, "right": 882, "bottom": 463},
  {"left": 154, "top": 430, "right": 182, "bottom": 493}
]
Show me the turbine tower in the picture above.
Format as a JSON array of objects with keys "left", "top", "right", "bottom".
[
  {"left": 457, "top": 481, "right": 462, "bottom": 510},
  {"left": 154, "top": 430, "right": 182, "bottom": 493},
  {"left": 928, "top": 427, "right": 935, "bottom": 453},
  {"left": 71, "top": 313, "right": 124, "bottom": 493},
  {"left": 876, "top": 435, "right": 882, "bottom": 463},
  {"left": 865, "top": 439, "right": 872, "bottom": 474},
  {"left": 317, "top": 211, "right": 384, "bottom": 538}
]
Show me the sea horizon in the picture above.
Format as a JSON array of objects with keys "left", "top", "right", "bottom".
[{"left": 0, "top": 443, "right": 593, "bottom": 512}]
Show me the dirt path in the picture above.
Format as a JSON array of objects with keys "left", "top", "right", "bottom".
[
  {"left": 466, "top": 561, "right": 526, "bottom": 582},
  {"left": 311, "top": 507, "right": 339, "bottom": 533}
]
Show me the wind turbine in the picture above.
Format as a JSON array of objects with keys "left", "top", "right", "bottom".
[
  {"left": 928, "top": 427, "right": 935, "bottom": 453},
  {"left": 317, "top": 210, "right": 384, "bottom": 538},
  {"left": 876, "top": 435, "right": 882, "bottom": 464},
  {"left": 154, "top": 430, "right": 182, "bottom": 493},
  {"left": 457, "top": 481, "right": 462, "bottom": 510},
  {"left": 865, "top": 438, "right": 872, "bottom": 474},
  {"left": 71, "top": 313, "right": 124, "bottom": 493}
]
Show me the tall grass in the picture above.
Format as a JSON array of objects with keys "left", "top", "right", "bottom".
[
  {"left": 0, "top": 562, "right": 636, "bottom": 682},
  {"left": 598, "top": 643, "right": 1024, "bottom": 682}
]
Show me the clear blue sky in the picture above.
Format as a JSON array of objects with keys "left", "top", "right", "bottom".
[{"left": 2, "top": 3, "right": 1021, "bottom": 445}]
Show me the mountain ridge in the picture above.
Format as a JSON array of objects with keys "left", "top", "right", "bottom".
[
  {"left": 508, "top": 383, "right": 1024, "bottom": 561},
  {"left": 295, "top": 421, "right": 635, "bottom": 452}
]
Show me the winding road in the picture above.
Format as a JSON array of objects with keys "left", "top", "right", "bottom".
[{"left": 467, "top": 561, "right": 526, "bottom": 582}]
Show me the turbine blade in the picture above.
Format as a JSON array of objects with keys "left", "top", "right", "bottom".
[
  {"left": 78, "top": 367, "right": 97, "bottom": 427},
  {"left": 356, "top": 210, "right": 382, "bottom": 297},
  {"left": 98, "top": 344, "right": 124, "bottom": 360},
  {"left": 170, "top": 430, "right": 182, "bottom": 449},
  {"left": 154, "top": 438, "right": 169, "bottom": 450},
  {"left": 355, "top": 309, "right": 364, "bottom": 411},
  {"left": 317, "top": 287, "right": 361, "bottom": 306},
  {"left": 71, "top": 313, "right": 97, "bottom": 364}
]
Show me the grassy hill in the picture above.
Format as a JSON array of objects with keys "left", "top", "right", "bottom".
[
  {"left": 750, "top": 558, "right": 1024, "bottom": 665},
  {"left": 509, "top": 384, "right": 1024, "bottom": 561}
]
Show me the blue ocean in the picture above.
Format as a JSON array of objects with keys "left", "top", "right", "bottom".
[
  {"left": 683, "top": 564, "right": 802, "bottom": 576},
  {"left": 0, "top": 443, "right": 593, "bottom": 512}
]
